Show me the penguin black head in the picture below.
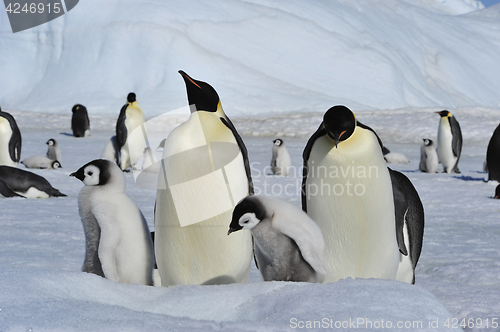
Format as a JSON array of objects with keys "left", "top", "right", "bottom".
[
  {"left": 52, "top": 160, "right": 62, "bottom": 169},
  {"left": 70, "top": 159, "right": 113, "bottom": 186},
  {"left": 273, "top": 139, "right": 283, "bottom": 146},
  {"left": 228, "top": 196, "right": 267, "bottom": 235},
  {"left": 494, "top": 185, "right": 500, "bottom": 199},
  {"left": 436, "top": 110, "right": 450, "bottom": 117},
  {"left": 179, "top": 70, "right": 220, "bottom": 112},
  {"left": 423, "top": 138, "right": 433, "bottom": 146},
  {"left": 127, "top": 93, "right": 137, "bottom": 103},
  {"left": 46, "top": 138, "right": 57, "bottom": 146},
  {"left": 323, "top": 105, "right": 356, "bottom": 148},
  {"left": 72, "top": 104, "right": 83, "bottom": 113}
]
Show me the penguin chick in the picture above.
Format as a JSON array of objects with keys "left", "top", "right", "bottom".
[
  {"left": 419, "top": 139, "right": 438, "bottom": 173},
  {"left": 384, "top": 152, "right": 409, "bottom": 164},
  {"left": 228, "top": 195, "right": 326, "bottom": 283},
  {"left": 271, "top": 138, "right": 291, "bottom": 176},
  {"left": 70, "top": 159, "right": 154, "bottom": 285},
  {"left": 21, "top": 156, "right": 62, "bottom": 169},
  {"left": 46, "top": 138, "right": 62, "bottom": 162}
]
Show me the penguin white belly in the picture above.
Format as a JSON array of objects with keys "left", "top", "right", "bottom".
[
  {"left": 92, "top": 193, "right": 153, "bottom": 285},
  {"left": 17, "top": 187, "right": 50, "bottom": 199},
  {"left": 305, "top": 129, "right": 399, "bottom": 283},
  {"left": 0, "top": 119, "right": 16, "bottom": 167},
  {"left": 121, "top": 107, "right": 146, "bottom": 169},
  {"left": 275, "top": 150, "right": 291, "bottom": 176},
  {"left": 437, "top": 119, "right": 456, "bottom": 173},
  {"left": 425, "top": 149, "right": 439, "bottom": 173},
  {"left": 395, "top": 219, "right": 413, "bottom": 284},
  {"left": 155, "top": 111, "right": 252, "bottom": 286}
]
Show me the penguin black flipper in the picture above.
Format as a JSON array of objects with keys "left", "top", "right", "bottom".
[
  {"left": 116, "top": 104, "right": 128, "bottom": 153},
  {"left": 388, "top": 168, "right": 425, "bottom": 279},
  {"left": 301, "top": 123, "right": 326, "bottom": 212},
  {"left": 449, "top": 116, "right": 462, "bottom": 173},
  {"left": 220, "top": 117, "right": 254, "bottom": 195},
  {"left": 0, "top": 179, "right": 25, "bottom": 198},
  {"left": 81, "top": 213, "right": 106, "bottom": 278},
  {"left": 0, "top": 110, "right": 22, "bottom": 163}
]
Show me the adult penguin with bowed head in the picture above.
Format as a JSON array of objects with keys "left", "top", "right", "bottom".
[
  {"left": 0, "top": 166, "right": 66, "bottom": 198},
  {"left": 115, "top": 93, "right": 146, "bottom": 171},
  {"left": 71, "top": 159, "right": 154, "bottom": 285},
  {"left": 486, "top": 122, "right": 500, "bottom": 182},
  {"left": 154, "top": 70, "right": 253, "bottom": 286},
  {"left": 436, "top": 110, "right": 462, "bottom": 174},
  {"left": 0, "top": 107, "right": 21, "bottom": 167},
  {"left": 71, "top": 104, "right": 90, "bottom": 138}
]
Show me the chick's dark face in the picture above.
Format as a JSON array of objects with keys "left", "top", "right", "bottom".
[{"left": 323, "top": 105, "right": 356, "bottom": 148}]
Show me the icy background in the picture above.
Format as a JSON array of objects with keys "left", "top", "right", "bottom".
[{"left": 2, "top": 0, "right": 500, "bottom": 331}]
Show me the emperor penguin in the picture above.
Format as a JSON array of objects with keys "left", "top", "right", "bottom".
[
  {"left": 301, "top": 105, "right": 399, "bottom": 283},
  {"left": 389, "top": 168, "right": 425, "bottom": 284},
  {"left": 0, "top": 179, "right": 25, "bottom": 198},
  {"left": 71, "top": 104, "right": 90, "bottom": 137},
  {"left": 154, "top": 70, "right": 254, "bottom": 286},
  {"left": 486, "top": 123, "right": 500, "bottom": 182},
  {"left": 0, "top": 108, "right": 22, "bottom": 167},
  {"left": 228, "top": 195, "right": 326, "bottom": 283},
  {"left": 419, "top": 139, "right": 438, "bottom": 173},
  {"left": 271, "top": 138, "right": 291, "bottom": 176},
  {"left": 116, "top": 93, "right": 146, "bottom": 171},
  {"left": 436, "top": 110, "right": 462, "bottom": 173},
  {"left": 494, "top": 185, "right": 500, "bottom": 199},
  {"left": 46, "top": 139, "right": 62, "bottom": 162},
  {"left": 0, "top": 165, "right": 66, "bottom": 198},
  {"left": 21, "top": 156, "right": 62, "bottom": 169},
  {"left": 71, "top": 159, "right": 154, "bottom": 285}
]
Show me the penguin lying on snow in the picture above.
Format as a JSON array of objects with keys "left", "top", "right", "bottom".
[
  {"left": 271, "top": 138, "right": 291, "bottom": 176},
  {"left": 21, "top": 156, "right": 62, "bottom": 170},
  {"left": 436, "top": 110, "right": 462, "bottom": 173},
  {"left": 71, "top": 159, "right": 154, "bottom": 285},
  {"left": 71, "top": 104, "right": 90, "bottom": 138},
  {"left": 46, "top": 138, "right": 62, "bottom": 162},
  {"left": 0, "top": 108, "right": 22, "bottom": 167},
  {"left": 0, "top": 166, "right": 66, "bottom": 198},
  {"left": 419, "top": 139, "right": 438, "bottom": 173},
  {"left": 0, "top": 179, "right": 24, "bottom": 198},
  {"left": 229, "top": 195, "right": 326, "bottom": 283}
]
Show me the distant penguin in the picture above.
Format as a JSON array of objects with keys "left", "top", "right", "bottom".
[
  {"left": 0, "top": 108, "right": 22, "bottom": 167},
  {"left": 0, "top": 179, "right": 24, "bottom": 198},
  {"left": 71, "top": 104, "right": 90, "bottom": 137},
  {"left": 486, "top": 123, "right": 500, "bottom": 182},
  {"left": 419, "top": 139, "right": 438, "bottom": 173},
  {"left": 228, "top": 195, "right": 326, "bottom": 283},
  {"left": 116, "top": 93, "right": 146, "bottom": 170},
  {"left": 21, "top": 156, "right": 62, "bottom": 170},
  {"left": 0, "top": 165, "right": 66, "bottom": 198},
  {"left": 154, "top": 70, "right": 253, "bottom": 286},
  {"left": 436, "top": 110, "right": 462, "bottom": 173},
  {"left": 389, "top": 169, "right": 425, "bottom": 284},
  {"left": 71, "top": 159, "right": 154, "bottom": 285},
  {"left": 302, "top": 105, "right": 399, "bottom": 283},
  {"left": 271, "top": 138, "right": 291, "bottom": 176},
  {"left": 46, "top": 139, "right": 62, "bottom": 162},
  {"left": 101, "top": 136, "right": 120, "bottom": 165}
]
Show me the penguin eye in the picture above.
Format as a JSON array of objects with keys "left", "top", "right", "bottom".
[
  {"left": 242, "top": 219, "right": 249, "bottom": 224},
  {"left": 87, "top": 171, "right": 93, "bottom": 176}
]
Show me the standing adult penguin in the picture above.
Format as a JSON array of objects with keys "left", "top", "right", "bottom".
[
  {"left": 0, "top": 107, "right": 21, "bottom": 167},
  {"left": 71, "top": 159, "right": 154, "bottom": 285},
  {"left": 115, "top": 93, "right": 146, "bottom": 171},
  {"left": 302, "top": 105, "right": 399, "bottom": 283},
  {"left": 271, "top": 138, "right": 291, "bottom": 176},
  {"left": 71, "top": 104, "right": 90, "bottom": 137},
  {"left": 436, "top": 110, "right": 462, "bottom": 173},
  {"left": 154, "top": 70, "right": 253, "bottom": 286},
  {"left": 486, "top": 123, "right": 500, "bottom": 182},
  {"left": 419, "top": 138, "right": 438, "bottom": 173}
]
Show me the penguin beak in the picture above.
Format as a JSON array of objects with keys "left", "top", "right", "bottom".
[
  {"left": 227, "top": 228, "right": 238, "bottom": 235},
  {"left": 330, "top": 130, "right": 346, "bottom": 148},
  {"left": 70, "top": 168, "right": 85, "bottom": 182},
  {"left": 179, "top": 70, "right": 202, "bottom": 90}
]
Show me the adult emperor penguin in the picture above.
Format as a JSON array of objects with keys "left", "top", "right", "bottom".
[
  {"left": 116, "top": 93, "right": 146, "bottom": 171},
  {"left": 228, "top": 195, "right": 326, "bottom": 283},
  {"left": 0, "top": 108, "right": 22, "bottom": 167},
  {"left": 436, "top": 110, "right": 462, "bottom": 173},
  {"left": 71, "top": 104, "right": 90, "bottom": 137},
  {"left": 486, "top": 123, "right": 500, "bottom": 182},
  {"left": 389, "top": 168, "right": 424, "bottom": 284},
  {"left": 46, "top": 138, "right": 62, "bottom": 162},
  {"left": 419, "top": 139, "right": 438, "bottom": 173},
  {"left": 0, "top": 179, "right": 24, "bottom": 198},
  {"left": 154, "top": 70, "right": 254, "bottom": 286},
  {"left": 301, "top": 105, "right": 399, "bottom": 283},
  {"left": 21, "top": 156, "right": 62, "bottom": 169},
  {"left": 271, "top": 138, "right": 291, "bottom": 176},
  {"left": 0, "top": 166, "right": 66, "bottom": 198},
  {"left": 71, "top": 159, "right": 154, "bottom": 285}
]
